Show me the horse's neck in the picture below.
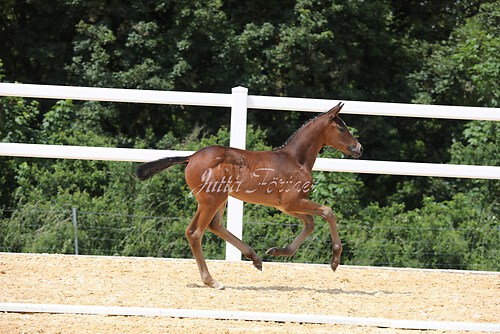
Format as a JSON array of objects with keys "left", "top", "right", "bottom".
[{"left": 280, "top": 117, "right": 326, "bottom": 171}]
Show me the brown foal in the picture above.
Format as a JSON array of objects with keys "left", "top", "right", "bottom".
[{"left": 136, "top": 102, "right": 363, "bottom": 289}]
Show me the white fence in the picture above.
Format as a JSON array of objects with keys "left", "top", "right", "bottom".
[{"left": 1, "top": 83, "right": 499, "bottom": 261}]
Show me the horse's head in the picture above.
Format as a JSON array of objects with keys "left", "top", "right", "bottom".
[{"left": 324, "top": 103, "right": 363, "bottom": 158}]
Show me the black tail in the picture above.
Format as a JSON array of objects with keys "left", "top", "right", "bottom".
[{"left": 135, "top": 156, "right": 190, "bottom": 181}]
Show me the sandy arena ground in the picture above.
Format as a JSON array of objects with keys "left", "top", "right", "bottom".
[{"left": 0, "top": 253, "right": 499, "bottom": 333}]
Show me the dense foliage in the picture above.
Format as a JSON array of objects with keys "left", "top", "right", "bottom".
[{"left": 0, "top": 1, "right": 498, "bottom": 270}]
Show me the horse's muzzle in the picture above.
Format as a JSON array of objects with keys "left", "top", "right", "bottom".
[{"left": 348, "top": 142, "right": 363, "bottom": 158}]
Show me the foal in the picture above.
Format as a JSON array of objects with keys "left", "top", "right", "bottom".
[{"left": 136, "top": 103, "right": 362, "bottom": 289}]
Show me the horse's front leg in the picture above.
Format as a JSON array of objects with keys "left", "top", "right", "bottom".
[
  {"left": 186, "top": 202, "right": 225, "bottom": 289},
  {"left": 266, "top": 213, "right": 314, "bottom": 257},
  {"left": 320, "top": 206, "right": 342, "bottom": 271},
  {"left": 281, "top": 199, "right": 342, "bottom": 271}
]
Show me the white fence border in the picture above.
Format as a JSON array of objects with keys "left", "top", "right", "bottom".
[
  {"left": 1, "top": 143, "right": 498, "bottom": 179},
  {"left": 1, "top": 83, "right": 499, "bottom": 261},
  {"left": 1, "top": 302, "right": 499, "bottom": 332}
]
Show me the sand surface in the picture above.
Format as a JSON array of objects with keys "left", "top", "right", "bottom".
[{"left": 1, "top": 253, "right": 499, "bottom": 333}]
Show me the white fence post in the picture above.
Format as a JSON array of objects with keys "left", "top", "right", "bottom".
[
  {"left": 225, "top": 86, "right": 248, "bottom": 261},
  {"left": 71, "top": 207, "right": 79, "bottom": 255}
]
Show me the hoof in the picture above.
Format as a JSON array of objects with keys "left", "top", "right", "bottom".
[
  {"left": 330, "top": 260, "right": 339, "bottom": 272},
  {"left": 253, "top": 261, "right": 263, "bottom": 271},
  {"left": 214, "top": 282, "right": 226, "bottom": 290},
  {"left": 266, "top": 247, "right": 278, "bottom": 256},
  {"left": 204, "top": 279, "right": 225, "bottom": 290}
]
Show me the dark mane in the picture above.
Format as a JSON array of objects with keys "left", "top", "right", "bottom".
[{"left": 274, "top": 111, "right": 329, "bottom": 151}]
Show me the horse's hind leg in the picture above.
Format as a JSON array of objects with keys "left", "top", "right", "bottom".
[
  {"left": 266, "top": 213, "right": 314, "bottom": 257},
  {"left": 186, "top": 201, "right": 225, "bottom": 289},
  {"left": 207, "top": 202, "right": 263, "bottom": 271}
]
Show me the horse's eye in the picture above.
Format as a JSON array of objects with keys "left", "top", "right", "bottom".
[{"left": 338, "top": 125, "right": 346, "bottom": 132}]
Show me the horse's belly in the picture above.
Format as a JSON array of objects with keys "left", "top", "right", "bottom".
[{"left": 229, "top": 190, "right": 283, "bottom": 208}]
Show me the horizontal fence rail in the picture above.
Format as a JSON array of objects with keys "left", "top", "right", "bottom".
[
  {"left": 1, "top": 82, "right": 500, "bottom": 120},
  {"left": 1, "top": 82, "right": 499, "bottom": 261},
  {"left": 248, "top": 95, "right": 500, "bottom": 121},
  {"left": 313, "top": 158, "right": 500, "bottom": 179},
  {"left": 0, "top": 83, "right": 232, "bottom": 107},
  {"left": 0, "top": 143, "right": 194, "bottom": 162},
  {"left": 1, "top": 143, "right": 498, "bottom": 179}
]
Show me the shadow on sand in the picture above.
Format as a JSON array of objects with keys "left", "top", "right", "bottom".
[{"left": 187, "top": 283, "right": 402, "bottom": 296}]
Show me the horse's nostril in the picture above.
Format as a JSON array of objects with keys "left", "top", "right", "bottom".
[
  {"left": 348, "top": 144, "right": 363, "bottom": 157},
  {"left": 352, "top": 143, "right": 363, "bottom": 158}
]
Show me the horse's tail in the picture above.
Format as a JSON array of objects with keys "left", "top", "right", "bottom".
[{"left": 135, "top": 156, "right": 190, "bottom": 181}]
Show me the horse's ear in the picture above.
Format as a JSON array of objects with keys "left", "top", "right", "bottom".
[{"left": 327, "top": 102, "right": 343, "bottom": 119}]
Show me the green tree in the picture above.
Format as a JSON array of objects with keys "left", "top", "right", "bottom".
[
  {"left": 388, "top": 0, "right": 488, "bottom": 42},
  {"left": 446, "top": 120, "right": 500, "bottom": 216},
  {"left": 0, "top": 62, "right": 42, "bottom": 207},
  {"left": 361, "top": 2, "right": 499, "bottom": 208},
  {"left": 347, "top": 194, "right": 498, "bottom": 270},
  {"left": 409, "top": 2, "right": 499, "bottom": 107},
  {"left": 0, "top": 0, "right": 80, "bottom": 84}
]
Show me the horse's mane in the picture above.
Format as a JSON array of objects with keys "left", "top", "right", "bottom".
[{"left": 274, "top": 110, "right": 330, "bottom": 151}]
